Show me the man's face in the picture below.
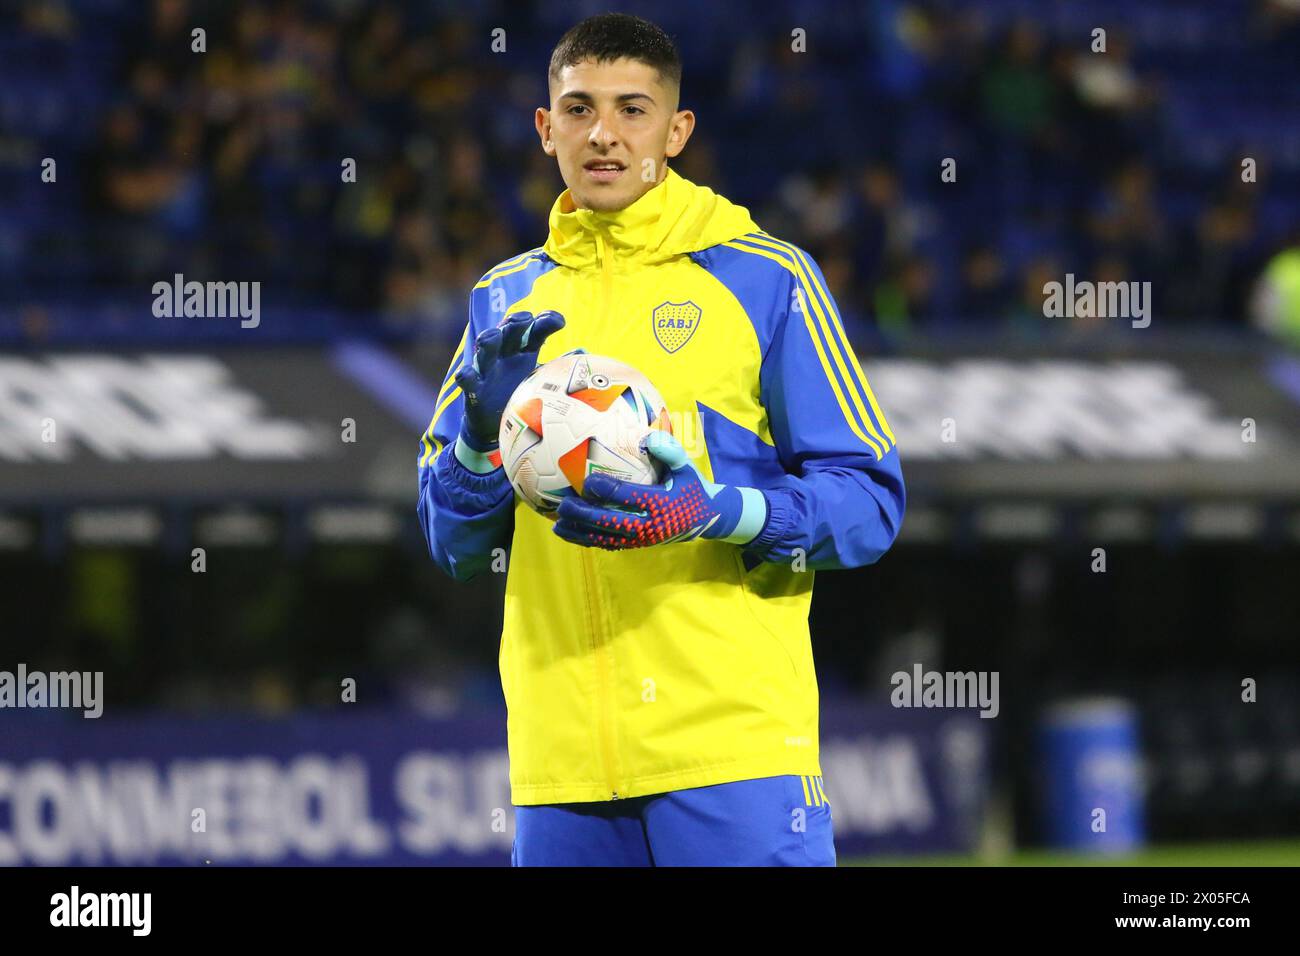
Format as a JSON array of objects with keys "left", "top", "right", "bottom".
[{"left": 537, "top": 57, "right": 694, "bottom": 212}]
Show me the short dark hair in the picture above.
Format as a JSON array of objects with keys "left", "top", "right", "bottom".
[{"left": 549, "top": 13, "right": 682, "bottom": 92}]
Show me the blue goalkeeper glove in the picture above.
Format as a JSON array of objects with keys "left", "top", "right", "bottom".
[
  {"left": 553, "top": 431, "right": 769, "bottom": 549},
  {"left": 453, "top": 311, "right": 565, "bottom": 466}
]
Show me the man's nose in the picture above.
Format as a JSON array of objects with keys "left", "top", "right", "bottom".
[{"left": 589, "top": 115, "right": 618, "bottom": 149}]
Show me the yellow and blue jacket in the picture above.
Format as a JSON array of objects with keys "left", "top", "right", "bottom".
[{"left": 418, "top": 167, "right": 904, "bottom": 805}]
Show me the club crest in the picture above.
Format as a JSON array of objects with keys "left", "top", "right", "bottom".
[{"left": 651, "top": 301, "right": 702, "bottom": 353}]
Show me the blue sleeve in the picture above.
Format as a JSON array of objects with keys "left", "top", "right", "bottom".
[
  {"left": 416, "top": 288, "right": 515, "bottom": 582},
  {"left": 746, "top": 252, "right": 905, "bottom": 569}
]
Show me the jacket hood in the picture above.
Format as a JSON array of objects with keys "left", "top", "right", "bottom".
[{"left": 542, "top": 166, "right": 761, "bottom": 269}]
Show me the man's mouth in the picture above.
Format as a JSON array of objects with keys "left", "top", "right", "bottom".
[{"left": 584, "top": 160, "right": 626, "bottom": 183}]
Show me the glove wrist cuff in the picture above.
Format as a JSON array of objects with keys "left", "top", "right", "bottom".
[
  {"left": 718, "top": 486, "right": 768, "bottom": 545},
  {"left": 454, "top": 435, "right": 503, "bottom": 474},
  {"left": 745, "top": 488, "right": 792, "bottom": 557}
]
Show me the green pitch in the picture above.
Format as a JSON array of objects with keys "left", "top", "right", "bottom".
[{"left": 844, "top": 839, "right": 1300, "bottom": 866}]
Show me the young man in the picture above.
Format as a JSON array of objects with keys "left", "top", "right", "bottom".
[{"left": 418, "top": 13, "right": 904, "bottom": 866}]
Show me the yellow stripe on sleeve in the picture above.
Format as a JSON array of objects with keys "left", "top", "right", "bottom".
[
  {"left": 420, "top": 248, "right": 544, "bottom": 466},
  {"left": 720, "top": 240, "right": 885, "bottom": 459},
  {"left": 419, "top": 326, "right": 470, "bottom": 467},
  {"left": 473, "top": 249, "right": 543, "bottom": 289},
  {"left": 781, "top": 239, "right": 896, "bottom": 447},
  {"left": 438, "top": 326, "right": 469, "bottom": 392},
  {"left": 742, "top": 234, "right": 893, "bottom": 453},
  {"left": 419, "top": 385, "right": 463, "bottom": 467}
]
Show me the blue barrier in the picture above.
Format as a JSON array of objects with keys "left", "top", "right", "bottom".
[
  {"left": 1038, "top": 697, "right": 1146, "bottom": 852},
  {"left": 0, "top": 703, "right": 989, "bottom": 865}
]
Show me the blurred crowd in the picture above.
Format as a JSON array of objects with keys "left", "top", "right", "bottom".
[{"left": 2, "top": 0, "right": 1300, "bottom": 344}]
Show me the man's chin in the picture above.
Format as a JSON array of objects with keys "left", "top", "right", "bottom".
[
  {"left": 567, "top": 177, "right": 651, "bottom": 213},
  {"left": 573, "top": 189, "right": 633, "bottom": 213}
]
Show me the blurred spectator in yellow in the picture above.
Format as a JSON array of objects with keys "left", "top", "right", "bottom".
[{"left": 1251, "top": 234, "right": 1300, "bottom": 348}]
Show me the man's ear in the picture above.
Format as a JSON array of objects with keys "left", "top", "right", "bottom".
[
  {"left": 535, "top": 107, "right": 556, "bottom": 156},
  {"left": 664, "top": 109, "right": 695, "bottom": 159}
]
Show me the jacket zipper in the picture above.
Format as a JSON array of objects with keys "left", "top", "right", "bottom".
[
  {"left": 587, "top": 228, "right": 620, "bottom": 800},
  {"left": 598, "top": 229, "right": 613, "bottom": 318}
]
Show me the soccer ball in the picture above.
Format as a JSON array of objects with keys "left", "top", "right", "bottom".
[{"left": 498, "top": 351, "right": 673, "bottom": 516}]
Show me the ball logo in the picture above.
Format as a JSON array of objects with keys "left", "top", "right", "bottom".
[{"left": 651, "top": 301, "right": 702, "bottom": 353}]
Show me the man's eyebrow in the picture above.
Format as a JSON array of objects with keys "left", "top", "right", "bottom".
[{"left": 558, "top": 91, "right": 656, "bottom": 105}]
